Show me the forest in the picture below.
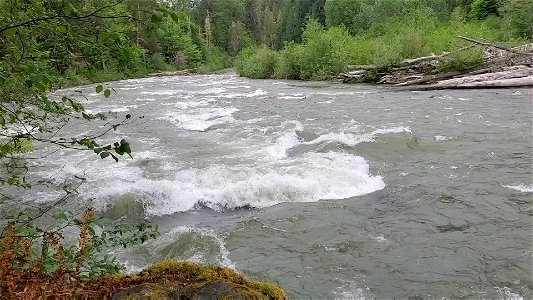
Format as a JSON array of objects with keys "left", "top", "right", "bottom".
[
  {"left": 0, "top": 0, "right": 532, "bottom": 297},
  {"left": 1, "top": 0, "right": 531, "bottom": 85}
]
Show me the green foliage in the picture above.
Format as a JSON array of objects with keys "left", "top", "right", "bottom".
[
  {"left": 470, "top": 0, "right": 501, "bottom": 20},
  {"left": 1, "top": 209, "right": 159, "bottom": 287},
  {"left": 297, "top": 20, "right": 353, "bottom": 80},
  {"left": 234, "top": 46, "right": 279, "bottom": 79},
  {"left": 436, "top": 48, "right": 485, "bottom": 73},
  {"left": 501, "top": 0, "right": 533, "bottom": 39},
  {"left": 274, "top": 42, "right": 302, "bottom": 79},
  {"left": 197, "top": 47, "right": 230, "bottom": 74},
  {"left": 235, "top": 6, "right": 526, "bottom": 80}
]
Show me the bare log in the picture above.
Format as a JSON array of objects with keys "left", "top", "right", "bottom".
[
  {"left": 435, "top": 66, "right": 533, "bottom": 85},
  {"left": 407, "top": 76, "right": 533, "bottom": 90},
  {"left": 397, "top": 71, "right": 465, "bottom": 86},
  {"left": 457, "top": 36, "right": 521, "bottom": 54}
]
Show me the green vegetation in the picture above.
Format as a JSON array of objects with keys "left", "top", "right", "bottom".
[
  {"left": 0, "top": 0, "right": 531, "bottom": 296},
  {"left": 235, "top": 0, "right": 532, "bottom": 80}
]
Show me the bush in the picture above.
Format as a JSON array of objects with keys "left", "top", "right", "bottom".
[
  {"left": 501, "top": 0, "right": 533, "bottom": 39},
  {"left": 470, "top": 0, "right": 500, "bottom": 20},
  {"left": 147, "top": 52, "right": 172, "bottom": 71},
  {"left": 197, "top": 47, "right": 229, "bottom": 73},
  {"left": 235, "top": 6, "right": 526, "bottom": 80},
  {"left": 274, "top": 42, "right": 302, "bottom": 79},
  {"left": 297, "top": 20, "right": 353, "bottom": 80},
  {"left": 436, "top": 48, "right": 485, "bottom": 73},
  {"left": 234, "top": 46, "right": 279, "bottom": 79}
]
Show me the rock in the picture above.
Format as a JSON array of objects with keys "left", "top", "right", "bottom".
[
  {"left": 113, "top": 281, "right": 254, "bottom": 300},
  {"left": 108, "top": 260, "right": 287, "bottom": 300}
]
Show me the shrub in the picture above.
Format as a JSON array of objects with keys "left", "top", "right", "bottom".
[
  {"left": 234, "top": 46, "right": 279, "bottom": 79},
  {"left": 436, "top": 48, "right": 485, "bottom": 73},
  {"left": 501, "top": 0, "right": 533, "bottom": 39},
  {"left": 297, "top": 20, "right": 353, "bottom": 80},
  {"left": 470, "top": 0, "right": 500, "bottom": 20},
  {"left": 197, "top": 46, "right": 229, "bottom": 73},
  {"left": 274, "top": 42, "right": 302, "bottom": 79}
]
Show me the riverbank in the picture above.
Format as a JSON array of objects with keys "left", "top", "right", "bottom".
[
  {"left": 1, "top": 259, "right": 287, "bottom": 298},
  {"left": 338, "top": 40, "right": 533, "bottom": 89}
]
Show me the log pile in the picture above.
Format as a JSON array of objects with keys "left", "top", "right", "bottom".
[{"left": 337, "top": 36, "right": 533, "bottom": 90}]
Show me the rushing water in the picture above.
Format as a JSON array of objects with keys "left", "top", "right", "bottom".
[{"left": 30, "top": 73, "right": 533, "bottom": 298}]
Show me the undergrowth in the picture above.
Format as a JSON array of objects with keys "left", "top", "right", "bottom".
[
  {"left": 0, "top": 209, "right": 160, "bottom": 298},
  {"left": 235, "top": 11, "right": 529, "bottom": 81}
]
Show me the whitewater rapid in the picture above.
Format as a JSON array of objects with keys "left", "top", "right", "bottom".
[{"left": 25, "top": 73, "right": 532, "bottom": 298}]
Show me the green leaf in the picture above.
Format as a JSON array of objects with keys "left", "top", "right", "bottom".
[
  {"left": 87, "top": 225, "right": 96, "bottom": 236},
  {"left": 0, "top": 75, "right": 6, "bottom": 85},
  {"left": 54, "top": 212, "right": 68, "bottom": 221},
  {"left": 0, "top": 115, "right": 5, "bottom": 126},
  {"left": 96, "top": 84, "right": 104, "bottom": 93},
  {"left": 155, "top": 28, "right": 165, "bottom": 38},
  {"left": 57, "top": 25, "right": 68, "bottom": 33},
  {"left": 43, "top": 260, "right": 58, "bottom": 274},
  {"left": 4, "top": 28, "right": 16, "bottom": 37},
  {"left": 104, "top": 89, "right": 111, "bottom": 98},
  {"left": 66, "top": 2, "right": 79, "bottom": 17},
  {"left": 151, "top": 11, "right": 163, "bottom": 23},
  {"left": 30, "top": 73, "right": 44, "bottom": 84},
  {"left": 36, "top": 82, "right": 46, "bottom": 92},
  {"left": 170, "top": 12, "right": 180, "bottom": 23},
  {"left": 82, "top": 112, "right": 91, "bottom": 120},
  {"left": 100, "top": 151, "right": 110, "bottom": 159},
  {"left": 15, "top": 226, "right": 29, "bottom": 236}
]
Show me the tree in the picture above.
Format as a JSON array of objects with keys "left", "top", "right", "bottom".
[
  {"left": 0, "top": 0, "right": 178, "bottom": 288},
  {"left": 501, "top": 0, "right": 533, "bottom": 39},
  {"left": 470, "top": 0, "right": 501, "bottom": 19}
]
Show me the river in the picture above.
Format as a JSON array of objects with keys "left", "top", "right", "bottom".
[{"left": 36, "top": 72, "right": 532, "bottom": 298}]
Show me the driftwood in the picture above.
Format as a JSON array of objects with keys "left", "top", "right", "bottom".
[
  {"left": 410, "top": 76, "right": 533, "bottom": 90},
  {"left": 337, "top": 35, "right": 533, "bottom": 89},
  {"left": 147, "top": 70, "right": 194, "bottom": 77},
  {"left": 456, "top": 35, "right": 521, "bottom": 54}
]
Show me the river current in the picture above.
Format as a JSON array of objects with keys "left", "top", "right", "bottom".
[{"left": 34, "top": 73, "right": 532, "bottom": 298}]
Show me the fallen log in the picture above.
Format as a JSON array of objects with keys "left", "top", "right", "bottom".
[
  {"left": 408, "top": 76, "right": 533, "bottom": 90},
  {"left": 147, "top": 70, "right": 194, "bottom": 77},
  {"left": 397, "top": 71, "right": 465, "bottom": 86},
  {"left": 435, "top": 66, "right": 533, "bottom": 85},
  {"left": 456, "top": 35, "right": 521, "bottom": 54}
]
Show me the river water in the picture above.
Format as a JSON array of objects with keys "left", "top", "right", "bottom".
[{"left": 36, "top": 73, "right": 532, "bottom": 298}]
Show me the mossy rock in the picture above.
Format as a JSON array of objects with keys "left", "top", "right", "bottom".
[{"left": 110, "top": 260, "right": 287, "bottom": 300}]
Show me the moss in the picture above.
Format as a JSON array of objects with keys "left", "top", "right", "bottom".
[{"left": 136, "top": 260, "right": 287, "bottom": 299}]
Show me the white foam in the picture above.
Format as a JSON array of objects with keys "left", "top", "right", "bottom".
[
  {"left": 174, "top": 100, "right": 210, "bottom": 109},
  {"left": 263, "top": 121, "right": 304, "bottom": 159},
  {"left": 218, "top": 89, "right": 267, "bottom": 98},
  {"left": 494, "top": 287, "right": 523, "bottom": 300},
  {"left": 264, "top": 131, "right": 300, "bottom": 159},
  {"left": 91, "top": 152, "right": 385, "bottom": 216},
  {"left": 334, "top": 282, "right": 374, "bottom": 300},
  {"left": 308, "top": 126, "right": 411, "bottom": 147},
  {"left": 141, "top": 90, "right": 177, "bottom": 95},
  {"left": 278, "top": 95, "right": 306, "bottom": 100},
  {"left": 118, "top": 226, "right": 236, "bottom": 273},
  {"left": 502, "top": 184, "right": 533, "bottom": 193},
  {"left": 435, "top": 135, "right": 453, "bottom": 141},
  {"left": 159, "top": 107, "right": 239, "bottom": 131}
]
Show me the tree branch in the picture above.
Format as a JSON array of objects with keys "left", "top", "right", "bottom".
[{"left": 0, "top": 1, "right": 127, "bottom": 32}]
